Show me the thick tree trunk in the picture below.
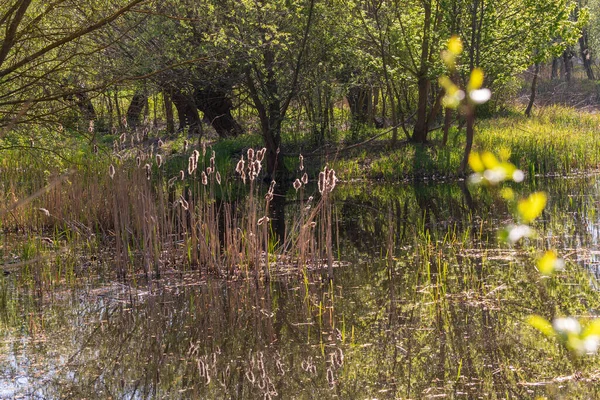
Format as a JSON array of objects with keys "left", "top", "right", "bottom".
[
  {"left": 411, "top": 76, "right": 430, "bottom": 143},
  {"left": 579, "top": 29, "right": 595, "bottom": 80},
  {"left": 347, "top": 84, "right": 371, "bottom": 129},
  {"left": 126, "top": 90, "right": 147, "bottom": 129},
  {"left": 551, "top": 57, "right": 559, "bottom": 80},
  {"left": 172, "top": 90, "right": 202, "bottom": 136},
  {"left": 525, "top": 62, "right": 539, "bottom": 117},
  {"left": 194, "top": 88, "right": 243, "bottom": 138}
]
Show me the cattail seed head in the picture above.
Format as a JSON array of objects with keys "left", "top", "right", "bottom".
[
  {"left": 179, "top": 170, "right": 185, "bottom": 180},
  {"left": 144, "top": 163, "right": 151, "bottom": 180},
  {"left": 201, "top": 171, "right": 208, "bottom": 185},
  {"left": 247, "top": 148, "right": 255, "bottom": 162},
  {"left": 168, "top": 176, "right": 177, "bottom": 186},
  {"left": 257, "top": 216, "right": 269, "bottom": 226},
  {"left": 256, "top": 148, "right": 266, "bottom": 162},
  {"left": 293, "top": 179, "right": 301, "bottom": 191},
  {"left": 183, "top": 140, "right": 189, "bottom": 153},
  {"left": 202, "top": 142, "right": 206, "bottom": 157},
  {"left": 136, "top": 156, "right": 141, "bottom": 167},
  {"left": 93, "top": 144, "right": 98, "bottom": 154},
  {"left": 193, "top": 150, "right": 200, "bottom": 164},
  {"left": 188, "top": 156, "right": 196, "bottom": 175},
  {"left": 109, "top": 164, "right": 115, "bottom": 179},
  {"left": 157, "top": 139, "right": 164, "bottom": 148},
  {"left": 179, "top": 195, "right": 189, "bottom": 211},
  {"left": 299, "top": 154, "right": 304, "bottom": 171},
  {"left": 88, "top": 120, "right": 94, "bottom": 133},
  {"left": 301, "top": 172, "right": 308, "bottom": 185},
  {"left": 206, "top": 167, "right": 212, "bottom": 175},
  {"left": 215, "top": 171, "right": 221, "bottom": 185},
  {"left": 318, "top": 171, "right": 325, "bottom": 194},
  {"left": 156, "top": 154, "right": 162, "bottom": 168},
  {"left": 235, "top": 157, "right": 245, "bottom": 175},
  {"left": 119, "top": 132, "right": 126, "bottom": 144}
]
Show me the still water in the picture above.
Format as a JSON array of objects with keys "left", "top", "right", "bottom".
[{"left": 1, "top": 176, "right": 600, "bottom": 399}]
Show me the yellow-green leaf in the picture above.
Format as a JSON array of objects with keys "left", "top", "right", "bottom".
[
  {"left": 537, "top": 250, "right": 558, "bottom": 275},
  {"left": 527, "top": 315, "right": 554, "bottom": 338},
  {"left": 582, "top": 319, "right": 600, "bottom": 338},
  {"left": 480, "top": 151, "right": 499, "bottom": 169},
  {"left": 518, "top": 192, "right": 547, "bottom": 223},
  {"left": 468, "top": 68, "right": 484, "bottom": 91},
  {"left": 448, "top": 36, "right": 463, "bottom": 55},
  {"left": 468, "top": 152, "right": 484, "bottom": 172}
]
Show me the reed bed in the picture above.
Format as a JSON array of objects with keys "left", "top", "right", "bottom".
[{"left": 0, "top": 131, "right": 339, "bottom": 284}]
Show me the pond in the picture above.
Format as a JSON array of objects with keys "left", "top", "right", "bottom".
[{"left": 1, "top": 175, "right": 600, "bottom": 399}]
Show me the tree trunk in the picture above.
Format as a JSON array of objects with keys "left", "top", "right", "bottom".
[
  {"left": 411, "top": 75, "right": 430, "bottom": 143},
  {"left": 459, "top": 107, "right": 474, "bottom": 174},
  {"left": 551, "top": 57, "right": 559, "bottom": 80},
  {"left": 163, "top": 91, "right": 174, "bottom": 135},
  {"left": 347, "top": 84, "right": 371, "bottom": 129},
  {"left": 579, "top": 29, "right": 595, "bottom": 80},
  {"left": 525, "top": 62, "right": 539, "bottom": 117},
  {"left": 442, "top": 108, "right": 451, "bottom": 146},
  {"left": 114, "top": 88, "right": 122, "bottom": 128},
  {"left": 411, "top": 0, "right": 432, "bottom": 144},
  {"left": 563, "top": 49, "right": 573, "bottom": 82},
  {"left": 126, "top": 90, "right": 147, "bottom": 129},
  {"left": 194, "top": 88, "right": 243, "bottom": 138}
]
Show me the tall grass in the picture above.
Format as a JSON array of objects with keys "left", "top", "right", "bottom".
[{"left": 0, "top": 131, "right": 339, "bottom": 284}]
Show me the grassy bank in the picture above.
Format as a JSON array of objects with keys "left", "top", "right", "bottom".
[{"left": 327, "top": 105, "right": 600, "bottom": 181}]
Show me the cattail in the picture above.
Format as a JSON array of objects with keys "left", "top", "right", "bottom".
[
  {"left": 318, "top": 171, "right": 325, "bottom": 194},
  {"left": 257, "top": 216, "right": 269, "bottom": 225},
  {"left": 299, "top": 154, "right": 304, "bottom": 171},
  {"left": 156, "top": 154, "right": 162, "bottom": 168},
  {"left": 256, "top": 148, "right": 266, "bottom": 162},
  {"left": 179, "top": 195, "right": 189, "bottom": 211},
  {"left": 109, "top": 164, "right": 115, "bottom": 179},
  {"left": 293, "top": 179, "right": 301, "bottom": 191},
  {"left": 215, "top": 171, "right": 221, "bottom": 185},
  {"left": 183, "top": 140, "right": 189, "bottom": 153},
  {"left": 93, "top": 144, "right": 98, "bottom": 154},
  {"left": 136, "top": 156, "right": 141, "bottom": 167},
  {"left": 38, "top": 208, "right": 50, "bottom": 217},
  {"left": 202, "top": 142, "right": 206, "bottom": 157},
  {"left": 168, "top": 176, "right": 177, "bottom": 186},
  {"left": 269, "top": 180, "right": 276, "bottom": 193},
  {"left": 144, "top": 163, "right": 151, "bottom": 180},
  {"left": 235, "top": 157, "right": 245, "bottom": 175},
  {"left": 210, "top": 154, "right": 215, "bottom": 171},
  {"left": 206, "top": 167, "right": 212, "bottom": 175},
  {"left": 301, "top": 172, "right": 308, "bottom": 185},
  {"left": 247, "top": 148, "right": 255, "bottom": 162},
  {"left": 113, "top": 141, "right": 118, "bottom": 153},
  {"left": 179, "top": 170, "right": 185, "bottom": 180},
  {"left": 122, "top": 117, "right": 128, "bottom": 128},
  {"left": 188, "top": 156, "right": 196, "bottom": 175},
  {"left": 88, "top": 120, "right": 94, "bottom": 133},
  {"left": 58, "top": 124, "right": 64, "bottom": 132},
  {"left": 201, "top": 171, "right": 208, "bottom": 185},
  {"left": 193, "top": 150, "right": 200, "bottom": 164},
  {"left": 119, "top": 132, "right": 126, "bottom": 144},
  {"left": 157, "top": 139, "right": 164, "bottom": 148}
]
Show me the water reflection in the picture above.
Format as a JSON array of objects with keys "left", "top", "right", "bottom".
[{"left": 2, "top": 176, "right": 600, "bottom": 398}]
